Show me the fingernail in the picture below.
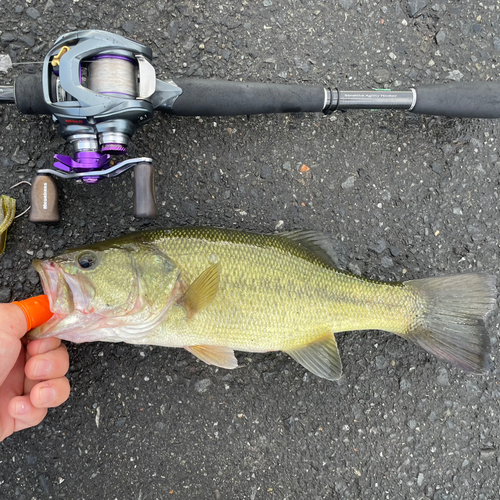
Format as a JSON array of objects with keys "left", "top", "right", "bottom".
[
  {"left": 33, "top": 359, "right": 51, "bottom": 377},
  {"left": 16, "top": 401, "right": 30, "bottom": 416},
  {"left": 39, "top": 387, "right": 56, "bottom": 405}
]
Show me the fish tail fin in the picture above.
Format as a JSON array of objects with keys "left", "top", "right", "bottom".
[{"left": 403, "top": 274, "right": 497, "bottom": 374}]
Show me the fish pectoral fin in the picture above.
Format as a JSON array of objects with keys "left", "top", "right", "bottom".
[
  {"left": 179, "top": 262, "right": 221, "bottom": 319},
  {"left": 285, "top": 333, "right": 342, "bottom": 381},
  {"left": 185, "top": 345, "right": 238, "bottom": 369}
]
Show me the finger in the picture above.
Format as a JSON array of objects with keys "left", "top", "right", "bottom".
[
  {"left": 0, "top": 303, "right": 28, "bottom": 339},
  {"left": 0, "top": 304, "right": 26, "bottom": 385},
  {"left": 7, "top": 395, "right": 47, "bottom": 434},
  {"left": 24, "top": 340, "right": 65, "bottom": 395},
  {"left": 0, "top": 333, "right": 22, "bottom": 387},
  {"left": 24, "top": 345, "right": 69, "bottom": 381},
  {"left": 30, "top": 377, "right": 70, "bottom": 409},
  {"left": 0, "top": 349, "right": 26, "bottom": 441},
  {"left": 26, "top": 337, "right": 61, "bottom": 357}
]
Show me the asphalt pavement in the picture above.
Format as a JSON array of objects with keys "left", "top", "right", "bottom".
[{"left": 1, "top": 1, "right": 500, "bottom": 499}]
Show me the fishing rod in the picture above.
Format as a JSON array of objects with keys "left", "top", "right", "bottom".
[{"left": 1, "top": 30, "right": 500, "bottom": 222}]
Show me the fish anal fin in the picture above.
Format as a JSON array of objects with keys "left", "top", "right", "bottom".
[
  {"left": 185, "top": 345, "right": 238, "bottom": 369},
  {"left": 285, "top": 333, "right": 342, "bottom": 381},
  {"left": 179, "top": 262, "right": 221, "bottom": 319}
]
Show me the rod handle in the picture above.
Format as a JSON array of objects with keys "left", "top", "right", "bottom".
[
  {"left": 14, "top": 73, "right": 52, "bottom": 115},
  {"left": 168, "top": 79, "right": 325, "bottom": 116},
  {"left": 412, "top": 82, "right": 500, "bottom": 118}
]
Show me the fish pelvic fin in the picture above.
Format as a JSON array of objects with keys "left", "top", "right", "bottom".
[
  {"left": 185, "top": 345, "right": 238, "bottom": 369},
  {"left": 285, "top": 333, "right": 342, "bottom": 381},
  {"left": 179, "top": 262, "right": 221, "bottom": 319},
  {"left": 403, "top": 274, "right": 497, "bottom": 374}
]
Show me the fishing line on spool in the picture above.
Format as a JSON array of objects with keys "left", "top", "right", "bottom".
[{"left": 87, "top": 55, "right": 138, "bottom": 98}]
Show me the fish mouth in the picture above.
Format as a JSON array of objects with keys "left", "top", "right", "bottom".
[
  {"left": 28, "top": 259, "right": 92, "bottom": 339},
  {"left": 33, "top": 260, "right": 74, "bottom": 314}
]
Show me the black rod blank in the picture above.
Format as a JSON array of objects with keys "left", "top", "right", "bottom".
[{"left": 0, "top": 85, "right": 14, "bottom": 104}]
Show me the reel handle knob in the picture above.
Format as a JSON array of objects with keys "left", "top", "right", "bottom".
[
  {"left": 133, "top": 162, "right": 158, "bottom": 219},
  {"left": 29, "top": 175, "right": 60, "bottom": 223}
]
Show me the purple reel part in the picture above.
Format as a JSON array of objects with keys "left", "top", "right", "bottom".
[
  {"left": 92, "top": 54, "right": 137, "bottom": 63},
  {"left": 101, "top": 144, "right": 127, "bottom": 154},
  {"left": 82, "top": 177, "right": 99, "bottom": 184},
  {"left": 53, "top": 151, "right": 111, "bottom": 184}
]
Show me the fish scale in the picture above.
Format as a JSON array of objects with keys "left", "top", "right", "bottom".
[{"left": 148, "top": 228, "right": 420, "bottom": 351}]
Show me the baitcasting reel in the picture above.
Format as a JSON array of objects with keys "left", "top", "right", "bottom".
[
  {"left": 1, "top": 30, "right": 500, "bottom": 222},
  {"left": 4, "top": 30, "right": 183, "bottom": 221}
]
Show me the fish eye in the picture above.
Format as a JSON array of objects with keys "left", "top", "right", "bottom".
[{"left": 77, "top": 251, "right": 98, "bottom": 270}]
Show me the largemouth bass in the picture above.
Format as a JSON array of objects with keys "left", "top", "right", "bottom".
[{"left": 28, "top": 227, "right": 497, "bottom": 380}]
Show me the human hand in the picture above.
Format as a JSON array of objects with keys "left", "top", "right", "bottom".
[{"left": 0, "top": 303, "right": 70, "bottom": 442}]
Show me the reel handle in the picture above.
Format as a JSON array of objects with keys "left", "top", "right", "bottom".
[
  {"left": 29, "top": 175, "right": 60, "bottom": 223},
  {"left": 133, "top": 162, "right": 158, "bottom": 219}
]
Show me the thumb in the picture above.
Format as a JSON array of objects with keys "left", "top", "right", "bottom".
[
  {"left": 0, "top": 303, "right": 28, "bottom": 339},
  {"left": 0, "top": 303, "right": 28, "bottom": 385}
]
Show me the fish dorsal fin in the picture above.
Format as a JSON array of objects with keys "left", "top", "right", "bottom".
[
  {"left": 185, "top": 345, "right": 238, "bottom": 369},
  {"left": 285, "top": 333, "right": 342, "bottom": 380},
  {"left": 280, "top": 231, "right": 338, "bottom": 268},
  {"left": 179, "top": 262, "right": 221, "bottom": 319}
]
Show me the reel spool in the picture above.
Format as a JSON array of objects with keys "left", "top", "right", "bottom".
[{"left": 87, "top": 55, "right": 138, "bottom": 99}]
